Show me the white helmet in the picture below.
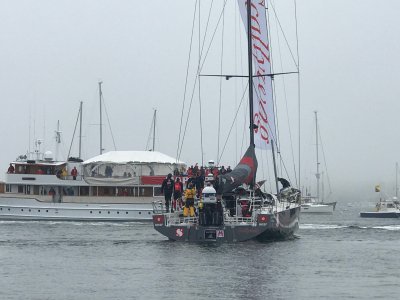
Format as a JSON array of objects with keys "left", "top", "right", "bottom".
[{"left": 202, "top": 186, "right": 216, "bottom": 203}]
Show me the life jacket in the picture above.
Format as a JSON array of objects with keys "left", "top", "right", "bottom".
[
  {"left": 174, "top": 182, "right": 181, "bottom": 192},
  {"left": 185, "top": 188, "right": 196, "bottom": 199}
]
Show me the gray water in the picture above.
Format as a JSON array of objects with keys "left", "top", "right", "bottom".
[{"left": 1, "top": 198, "right": 400, "bottom": 300}]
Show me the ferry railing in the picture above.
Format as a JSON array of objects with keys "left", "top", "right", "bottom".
[{"left": 152, "top": 200, "right": 167, "bottom": 214}]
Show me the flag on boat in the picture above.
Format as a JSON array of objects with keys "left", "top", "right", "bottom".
[
  {"left": 217, "top": 145, "right": 258, "bottom": 194},
  {"left": 375, "top": 185, "right": 381, "bottom": 192},
  {"left": 237, "top": 0, "right": 276, "bottom": 149}
]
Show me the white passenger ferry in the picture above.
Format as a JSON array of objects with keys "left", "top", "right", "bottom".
[{"left": 0, "top": 147, "right": 186, "bottom": 221}]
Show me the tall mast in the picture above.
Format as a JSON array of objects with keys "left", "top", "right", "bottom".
[
  {"left": 99, "top": 81, "right": 103, "bottom": 155},
  {"left": 152, "top": 109, "right": 157, "bottom": 151},
  {"left": 79, "top": 101, "right": 83, "bottom": 159},
  {"left": 246, "top": 1, "right": 255, "bottom": 147},
  {"left": 315, "top": 111, "right": 320, "bottom": 201},
  {"left": 396, "top": 162, "right": 398, "bottom": 198}
]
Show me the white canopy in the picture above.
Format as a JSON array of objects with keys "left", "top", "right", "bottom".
[{"left": 83, "top": 151, "right": 185, "bottom": 165}]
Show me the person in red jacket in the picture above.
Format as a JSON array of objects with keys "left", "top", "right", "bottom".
[
  {"left": 71, "top": 167, "right": 78, "bottom": 180},
  {"left": 173, "top": 177, "right": 184, "bottom": 211}
]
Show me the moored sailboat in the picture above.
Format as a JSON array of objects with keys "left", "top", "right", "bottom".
[{"left": 301, "top": 111, "right": 336, "bottom": 213}]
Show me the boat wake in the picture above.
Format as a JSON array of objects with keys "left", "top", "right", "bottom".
[{"left": 301, "top": 223, "right": 400, "bottom": 231}]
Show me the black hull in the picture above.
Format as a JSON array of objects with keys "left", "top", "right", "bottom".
[
  {"left": 256, "top": 206, "right": 300, "bottom": 241},
  {"left": 153, "top": 206, "right": 300, "bottom": 243},
  {"left": 360, "top": 212, "right": 400, "bottom": 218}
]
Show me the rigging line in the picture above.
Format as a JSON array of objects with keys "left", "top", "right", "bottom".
[
  {"left": 198, "top": 0, "right": 228, "bottom": 73},
  {"left": 278, "top": 150, "right": 294, "bottom": 184},
  {"left": 217, "top": 4, "right": 225, "bottom": 166},
  {"left": 264, "top": 1, "right": 279, "bottom": 150},
  {"left": 199, "top": 0, "right": 214, "bottom": 64},
  {"left": 274, "top": 4, "right": 298, "bottom": 187},
  {"left": 179, "top": 0, "right": 225, "bottom": 160},
  {"left": 218, "top": 83, "right": 249, "bottom": 164},
  {"left": 265, "top": 148, "right": 273, "bottom": 191},
  {"left": 198, "top": 0, "right": 204, "bottom": 166},
  {"left": 234, "top": 0, "right": 238, "bottom": 166},
  {"left": 101, "top": 94, "right": 117, "bottom": 151},
  {"left": 269, "top": 0, "right": 298, "bottom": 70},
  {"left": 176, "top": 0, "right": 198, "bottom": 161},
  {"left": 294, "top": 0, "right": 302, "bottom": 191},
  {"left": 318, "top": 126, "right": 332, "bottom": 197},
  {"left": 240, "top": 94, "right": 249, "bottom": 157},
  {"left": 178, "top": 72, "right": 199, "bottom": 160},
  {"left": 67, "top": 105, "right": 81, "bottom": 158}
]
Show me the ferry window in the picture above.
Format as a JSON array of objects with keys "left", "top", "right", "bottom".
[
  {"left": 46, "top": 210, "right": 48, "bottom": 212},
  {"left": 139, "top": 212, "right": 142, "bottom": 214},
  {"left": 388, "top": 204, "right": 394, "bottom": 208},
  {"left": 108, "top": 211, "right": 110, "bottom": 214},
  {"left": 80, "top": 186, "right": 89, "bottom": 196},
  {"left": 126, "top": 212, "right": 128, "bottom": 214},
  {"left": 117, "top": 211, "right": 120, "bottom": 214},
  {"left": 18, "top": 185, "right": 24, "bottom": 193},
  {"left": 29, "top": 209, "right": 31, "bottom": 212},
  {"left": 6, "top": 184, "right": 11, "bottom": 192},
  {"left": 8, "top": 208, "right": 10, "bottom": 211},
  {"left": 99, "top": 211, "right": 101, "bottom": 214},
  {"left": 38, "top": 210, "right": 40, "bottom": 212},
  {"left": 21, "top": 209, "right": 23, "bottom": 211},
  {"left": 141, "top": 186, "right": 153, "bottom": 197},
  {"left": 90, "top": 211, "right": 93, "bottom": 214},
  {"left": 148, "top": 212, "right": 151, "bottom": 214},
  {"left": 153, "top": 187, "right": 163, "bottom": 197}
]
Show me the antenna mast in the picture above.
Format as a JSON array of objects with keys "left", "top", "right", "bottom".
[
  {"left": 152, "top": 109, "right": 157, "bottom": 151},
  {"left": 79, "top": 101, "right": 83, "bottom": 159},
  {"left": 99, "top": 81, "right": 103, "bottom": 155}
]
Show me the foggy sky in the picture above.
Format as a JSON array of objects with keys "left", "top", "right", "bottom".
[{"left": 1, "top": 0, "right": 400, "bottom": 201}]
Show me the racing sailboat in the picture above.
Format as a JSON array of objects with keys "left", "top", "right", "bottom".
[{"left": 152, "top": 0, "right": 301, "bottom": 242}]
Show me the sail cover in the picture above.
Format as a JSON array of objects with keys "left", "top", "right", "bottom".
[
  {"left": 237, "top": 0, "right": 276, "bottom": 149},
  {"left": 217, "top": 145, "right": 258, "bottom": 194}
]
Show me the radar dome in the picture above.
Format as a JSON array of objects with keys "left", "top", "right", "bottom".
[{"left": 44, "top": 151, "right": 53, "bottom": 161}]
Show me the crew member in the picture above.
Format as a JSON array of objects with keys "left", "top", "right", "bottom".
[
  {"left": 7, "top": 164, "right": 15, "bottom": 173},
  {"left": 71, "top": 166, "right": 78, "bottom": 180},
  {"left": 184, "top": 182, "right": 196, "bottom": 217},
  {"left": 173, "top": 177, "right": 183, "bottom": 211},
  {"left": 161, "top": 173, "right": 174, "bottom": 212}
]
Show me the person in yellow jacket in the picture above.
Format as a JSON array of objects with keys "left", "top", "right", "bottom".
[{"left": 183, "top": 182, "right": 196, "bottom": 217}]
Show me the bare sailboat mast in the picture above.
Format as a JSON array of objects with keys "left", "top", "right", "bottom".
[{"left": 315, "top": 111, "right": 321, "bottom": 201}]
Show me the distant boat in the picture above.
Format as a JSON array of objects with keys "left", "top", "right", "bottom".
[
  {"left": 360, "top": 165, "right": 400, "bottom": 218},
  {"left": 301, "top": 111, "right": 336, "bottom": 214},
  {"left": 359, "top": 197, "right": 400, "bottom": 218}
]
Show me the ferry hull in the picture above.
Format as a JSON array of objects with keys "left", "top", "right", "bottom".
[{"left": 0, "top": 197, "right": 153, "bottom": 221}]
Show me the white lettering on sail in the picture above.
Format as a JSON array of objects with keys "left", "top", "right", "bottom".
[{"left": 237, "top": 0, "right": 276, "bottom": 150}]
